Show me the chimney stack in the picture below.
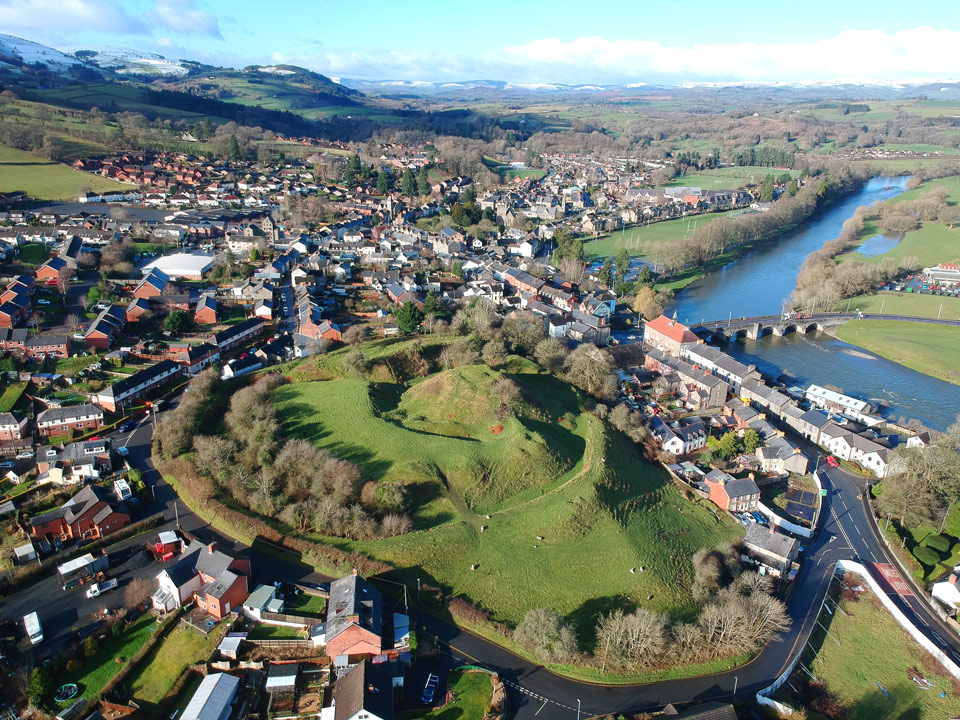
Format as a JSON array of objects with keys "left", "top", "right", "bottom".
[
  {"left": 207, "top": 542, "right": 217, "bottom": 554},
  {"left": 951, "top": 574, "right": 958, "bottom": 585}
]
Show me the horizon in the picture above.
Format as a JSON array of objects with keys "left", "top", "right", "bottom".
[{"left": 2, "top": 0, "right": 960, "bottom": 85}]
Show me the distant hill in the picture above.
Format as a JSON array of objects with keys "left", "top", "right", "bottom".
[
  {"left": 63, "top": 46, "right": 190, "bottom": 77},
  {"left": 0, "top": 34, "right": 93, "bottom": 74}
]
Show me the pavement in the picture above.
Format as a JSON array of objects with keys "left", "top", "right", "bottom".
[{"left": 4, "top": 394, "right": 960, "bottom": 718}]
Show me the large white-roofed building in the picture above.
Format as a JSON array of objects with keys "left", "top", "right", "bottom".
[{"left": 141, "top": 252, "right": 215, "bottom": 280}]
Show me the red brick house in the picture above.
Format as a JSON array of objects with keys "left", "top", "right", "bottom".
[
  {"left": 325, "top": 570, "right": 383, "bottom": 659},
  {"left": 643, "top": 314, "right": 702, "bottom": 358},
  {"left": 25, "top": 334, "right": 71, "bottom": 359},
  {"left": 152, "top": 540, "right": 250, "bottom": 619},
  {"left": 193, "top": 294, "right": 219, "bottom": 325},
  {"left": 35, "top": 256, "right": 66, "bottom": 282},
  {"left": 134, "top": 269, "right": 170, "bottom": 300},
  {"left": 29, "top": 484, "right": 130, "bottom": 542},
  {"left": 36, "top": 403, "right": 104, "bottom": 438},
  {"left": 704, "top": 469, "right": 760, "bottom": 513}
]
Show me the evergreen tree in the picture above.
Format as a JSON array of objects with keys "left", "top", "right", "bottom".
[
  {"left": 395, "top": 301, "right": 424, "bottom": 334},
  {"left": 598, "top": 258, "right": 613, "bottom": 288},
  {"left": 417, "top": 167, "right": 431, "bottom": 196},
  {"left": 402, "top": 168, "right": 417, "bottom": 197},
  {"left": 614, "top": 248, "right": 630, "bottom": 281},
  {"left": 423, "top": 290, "right": 439, "bottom": 315},
  {"left": 229, "top": 135, "right": 241, "bottom": 162},
  {"left": 760, "top": 174, "right": 775, "bottom": 202},
  {"left": 377, "top": 170, "right": 389, "bottom": 194}
]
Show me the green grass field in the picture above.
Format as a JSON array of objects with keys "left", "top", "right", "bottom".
[
  {"left": 54, "top": 355, "right": 100, "bottom": 376},
  {"left": 273, "top": 360, "right": 740, "bottom": 640},
  {"left": 126, "top": 622, "right": 224, "bottom": 710},
  {"left": 665, "top": 166, "right": 798, "bottom": 190},
  {"left": 0, "top": 382, "right": 27, "bottom": 412},
  {"left": 802, "top": 589, "right": 960, "bottom": 719},
  {"left": 0, "top": 144, "right": 130, "bottom": 201},
  {"left": 845, "top": 222, "right": 960, "bottom": 267},
  {"left": 60, "top": 614, "right": 159, "bottom": 701},
  {"left": 840, "top": 291, "right": 960, "bottom": 320},
  {"left": 246, "top": 623, "right": 303, "bottom": 640},
  {"left": 411, "top": 670, "right": 491, "bottom": 720},
  {"left": 584, "top": 210, "right": 741, "bottom": 260},
  {"left": 835, "top": 319, "right": 960, "bottom": 385},
  {"left": 18, "top": 243, "right": 49, "bottom": 266},
  {"left": 287, "top": 591, "right": 326, "bottom": 617}
]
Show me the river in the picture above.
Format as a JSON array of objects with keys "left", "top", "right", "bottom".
[{"left": 664, "top": 175, "right": 960, "bottom": 430}]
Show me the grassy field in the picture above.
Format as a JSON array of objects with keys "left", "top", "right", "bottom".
[
  {"left": 54, "top": 355, "right": 101, "bottom": 376},
  {"left": 835, "top": 319, "right": 960, "bottom": 385},
  {"left": 287, "top": 591, "right": 326, "bottom": 617},
  {"left": 0, "top": 382, "right": 27, "bottom": 412},
  {"left": 411, "top": 670, "right": 491, "bottom": 720},
  {"left": 801, "top": 589, "right": 960, "bottom": 719},
  {"left": 18, "top": 243, "right": 49, "bottom": 266},
  {"left": 840, "top": 291, "right": 960, "bottom": 320},
  {"left": 60, "top": 614, "right": 159, "bottom": 701},
  {"left": 246, "top": 623, "right": 304, "bottom": 640},
  {"left": 273, "top": 360, "right": 740, "bottom": 639},
  {"left": 0, "top": 144, "right": 130, "bottom": 201},
  {"left": 126, "top": 622, "right": 224, "bottom": 710},
  {"left": 584, "top": 210, "right": 740, "bottom": 259},
  {"left": 845, "top": 222, "right": 960, "bottom": 267},
  {"left": 665, "top": 166, "right": 798, "bottom": 190}
]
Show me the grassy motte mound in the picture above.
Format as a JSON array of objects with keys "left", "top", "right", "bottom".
[{"left": 274, "top": 364, "right": 580, "bottom": 513}]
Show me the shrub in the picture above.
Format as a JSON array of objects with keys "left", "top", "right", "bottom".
[
  {"left": 925, "top": 534, "right": 952, "bottom": 554},
  {"left": 66, "top": 659, "right": 82, "bottom": 673},
  {"left": 913, "top": 546, "right": 940, "bottom": 567},
  {"left": 83, "top": 635, "right": 100, "bottom": 658}
]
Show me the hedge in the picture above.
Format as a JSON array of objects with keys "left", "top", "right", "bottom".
[
  {"left": 913, "top": 546, "right": 941, "bottom": 567},
  {"left": 925, "top": 533, "right": 952, "bottom": 554}
]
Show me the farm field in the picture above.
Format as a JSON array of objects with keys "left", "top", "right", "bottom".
[
  {"left": 785, "top": 586, "right": 960, "bottom": 720},
  {"left": 835, "top": 319, "right": 960, "bottom": 385},
  {"left": 273, "top": 360, "right": 740, "bottom": 638},
  {"left": 0, "top": 144, "right": 130, "bottom": 200},
  {"left": 888, "top": 175, "right": 960, "bottom": 206}
]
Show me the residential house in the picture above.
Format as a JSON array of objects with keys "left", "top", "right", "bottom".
[
  {"left": 134, "top": 268, "right": 170, "bottom": 300},
  {"left": 36, "top": 437, "right": 112, "bottom": 484},
  {"left": 651, "top": 416, "right": 707, "bottom": 457},
  {"left": 643, "top": 314, "right": 702, "bottom": 357},
  {"left": 24, "top": 334, "right": 70, "bottom": 359},
  {"left": 0, "top": 412, "right": 28, "bottom": 441},
  {"left": 325, "top": 570, "right": 383, "bottom": 659},
  {"left": 92, "top": 359, "right": 182, "bottom": 412},
  {"left": 210, "top": 318, "right": 264, "bottom": 352},
  {"left": 152, "top": 540, "right": 251, "bottom": 619},
  {"left": 331, "top": 660, "right": 395, "bottom": 720},
  {"left": 29, "top": 484, "right": 130, "bottom": 542},
  {"left": 36, "top": 256, "right": 67, "bottom": 282},
  {"left": 742, "top": 523, "right": 800, "bottom": 576},
  {"left": 36, "top": 403, "right": 104, "bottom": 438},
  {"left": 194, "top": 294, "right": 219, "bottom": 325},
  {"left": 704, "top": 469, "right": 760, "bottom": 513}
]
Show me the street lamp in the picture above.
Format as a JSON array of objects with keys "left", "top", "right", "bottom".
[{"left": 577, "top": 698, "right": 581, "bottom": 720}]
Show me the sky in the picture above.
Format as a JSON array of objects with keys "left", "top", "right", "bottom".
[{"left": 3, "top": 0, "right": 960, "bottom": 84}]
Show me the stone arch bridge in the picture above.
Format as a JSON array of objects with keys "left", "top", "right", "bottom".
[{"left": 690, "top": 312, "right": 960, "bottom": 342}]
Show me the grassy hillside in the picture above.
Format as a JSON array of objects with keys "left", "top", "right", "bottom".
[
  {"left": 0, "top": 143, "right": 130, "bottom": 200},
  {"left": 273, "top": 358, "right": 740, "bottom": 635},
  {"left": 835, "top": 319, "right": 960, "bottom": 385},
  {"left": 664, "top": 166, "right": 798, "bottom": 190}
]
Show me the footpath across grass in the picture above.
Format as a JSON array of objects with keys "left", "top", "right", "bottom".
[
  {"left": 835, "top": 319, "right": 960, "bottom": 385},
  {"left": 798, "top": 589, "right": 960, "bottom": 720}
]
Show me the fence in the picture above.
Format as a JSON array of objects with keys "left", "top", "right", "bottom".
[
  {"left": 261, "top": 610, "right": 322, "bottom": 627},
  {"left": 757, "top": 501, "right": 813, "bottom": 539},
  {"left": 246, "top": 638, "right": 313, "bottom": 649}
]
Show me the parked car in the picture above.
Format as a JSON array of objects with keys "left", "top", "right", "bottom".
[
  {"left": 116, "top": 447, "right": 129, "bottom": 458},
  {"left": 826, "top": 456, "right": 840, "bottom": 468},
  {"left": 421, "top": 674, "right": 439, "bottom": 705},
  {"left": 15, "top": 450, "right": 34, "bottom": 459},
  {"left": 751, "top": 511, "right": 767, "bottom": 525},
  {"left": 119, "top": 421, "right": 135, "bottom": 433}
]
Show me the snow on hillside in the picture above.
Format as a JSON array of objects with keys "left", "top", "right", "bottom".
[
  {"left": 62, "top": 46, "right": 188, "bottom": 76},
  {"left": 0, "top": 34, "right": 87, "bottom": 72}
]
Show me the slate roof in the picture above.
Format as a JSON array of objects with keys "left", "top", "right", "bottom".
[
  {"left": 334, "top": 660, "right": 394, "bottom": 720},
  {"left": 326, "top": 572, "right": 382, "bottom": 643},
  {"left": 743, "top": 523, "right": 798, "bottom": 560}
]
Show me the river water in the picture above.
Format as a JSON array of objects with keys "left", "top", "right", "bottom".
[{"left": 665, "top": 176, "right": 960, "bottom": 430}]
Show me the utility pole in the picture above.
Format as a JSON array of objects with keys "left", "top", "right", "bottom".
[
  {"left": 885, "top": 512, "right": 891, "bottom": 533},
  {"left": 577, "top": 698, "right": 581, "bottom": 720}
]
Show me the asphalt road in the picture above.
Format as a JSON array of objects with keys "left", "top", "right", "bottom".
[{"left": 5, "top": 400, "right": 960, "bottom": 717}]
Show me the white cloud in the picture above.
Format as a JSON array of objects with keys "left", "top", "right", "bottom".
[
  {"left": 146, "top": 0, "right": 221, "bottom": 39},
  {"left": 285, "top": 26, "right": 960, "bottom": 84},
  {"left": 156, "top": 36, "right": 172, "bottom": 47},
  {"left": 0, "top": 0, "right": 147, "bottom": 35}
]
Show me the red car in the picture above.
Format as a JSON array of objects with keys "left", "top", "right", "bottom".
[{"left": 826, "top": 456, "right": 840, "bottom": 468}]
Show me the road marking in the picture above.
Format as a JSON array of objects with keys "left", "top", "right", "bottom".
[
  {"left": 535, "top": 700, "right": 548, "bottom": 715},
  {"left": 830, "top": 508, "right": 854, "bottom": 549},
  {"left": 933, "top": 632, "right": 945, "bottom": 645},
  {"left": 871, "top": 563, "right": 914, "bottom": 596}
]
